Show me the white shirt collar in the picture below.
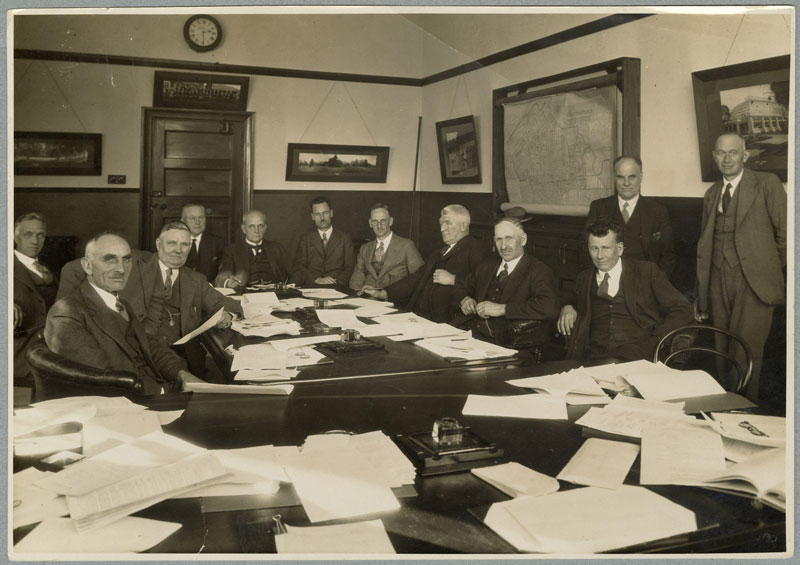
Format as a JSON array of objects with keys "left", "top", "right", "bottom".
[
  {"left": 191, "top": 233, "right": 203, "bottom": 245},
  {"left": 376, "top": 231, "right": 393, "bottom": 248},
  {"left": 596, "top": 257, "right": 623, "bottom": 297},
  {"left": 618, "top": 194, "right": 640, "bottom": 215},
  {"left": 14, "top": 249, "right": 39, "bottom": 271},
  {"left": 497, "top": 255, "right": 523, "bottom": 276},
  {"left": 318, "top": 227, "right": 333, "bottom": 240},
  {"left": 246, "top": 239, "right": 263, "bottom": 247},
  {"left": 718, "top": 170, "right": 745, "bottom": 213},
  {"left": 88, "top": 281, "right": 120, "bottom": 311},
  {"left": 157, "top": 259, "right": 178, "bottom": 284}
]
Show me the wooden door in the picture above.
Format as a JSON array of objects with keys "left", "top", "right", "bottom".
[{"left": 141, "top": 108, "right": 253, "bottom": 250}]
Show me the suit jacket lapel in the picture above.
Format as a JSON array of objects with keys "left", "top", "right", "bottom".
[
  {"left": 620, "top": 258, "right": 638, "bottom": 316},
  {"left": 380, "top": 238, "right": 399, "bottom": 276},
  {"left": 477, "top": 258, "right": 502, "bottom": 300},
  {"left": 735, "top": 169, "right": 757, "bottom": 227},
  {"left": 638, "top": 197, "right": 653, "bottom": 254},
  {"left": 500, "top": 255, "right": 529, "bottom": 302},
  {"left": 313, "top": 231, "right": 325, "bottom": 256},
  {"left": 177, "top": 268, "right": 193, "bottom": 335},
  {"left": 81, "top": 281, "right": 139, "bottom": 359},
  {"left": 14, "top": 256, "right": 38, "bottom": 292},
  {"left": 141, "top": 255, "right": 161, "bottom": 310}
]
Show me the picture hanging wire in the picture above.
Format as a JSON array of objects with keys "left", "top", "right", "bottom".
[
  {"left": 298, "top": 81, "right": 378, "bottom": 146},
  {"left": 447, "top": 76, "right": 473, "bottom": 119}
]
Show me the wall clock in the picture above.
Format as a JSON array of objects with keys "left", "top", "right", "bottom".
[{"left": 184, "top": 15, "right": 222, "bottom": 52}]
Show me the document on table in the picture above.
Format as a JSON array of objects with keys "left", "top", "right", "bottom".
[
  {"left": 484, "top": 485, "right": 697, "bottom": 553},
  {"left": 13, "top": 468, "right": 69, "bottom": 529},
  {"left": 336, "top": 297, "right": 395, "bottom": 308},
  {"left": 282, "top": 446, "right": 401, "bottom": 522},
  {"left": 13, "top": 516, "right": 182, "bottom": 554},
  {"left": 276, "top": 519, "right": 396, "bottom": 554},
  {"left": 557, "top": 438, "right": 640, "bottom": 489},
  {"left": 184, "top": 382, "right": 294, "bottom": 395},
  {"left": 506, "top": 371, "right": 610, "bottom": 405},
  {"left": 274, "top": 297, "right": 316, "bottom": 311},
  {"left": 639, "top": 422, "right": 726, "bottom": 485},
  {"left": 704, "top": 413, "right": 786, "bottom": 447},
  {"left": 231, "top": 343, "right": 287, "bottom": 372},
  {"left": 232, "top": 314, "right": 302, "bottom": 338},
  {"left": 417, "top": 335, "right": 517, "bottom": 361},
  {"left": 386, "top": 322, "right": 465, "bottom": 341},
  {"left": 173, "top": 307, "right": 224, "bottom": 345},
  {"left": 211, "top": 445, "right": 291, "bottom": 483},
  {"left": 81, "top": 409, "right": 163, "bottom": 457},
  {"left": 352, "top": 304, "right": 397, "bottom": 318},
  {"left": 472, "top": 462, "right": 559, "bottom": 498},
  {"left": 301, "top": 288, "right": 348, "bottom": 299},
  {"left": 242, "top": 291, "right": 281, "bottom": 305},
  {"left": 462, "top": 394, "right": 567, "bottom": 420},
  {"left": 621, "top": 365, "right": 725, "bottom": 401},
  {"left": 233, "top": 368, "right": 298, "bottom": 382},
  {"left": 575, "top": 395, "right": 694, "bottom": 439},
  {"left": 314, "top": 309, "right": 366, "bottom": 328}
]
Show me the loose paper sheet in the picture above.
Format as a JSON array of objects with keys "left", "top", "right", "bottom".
[
  {"left": 301, "top": 288, "right": 348, "bottom": 299},
  {"left": 557, "top": 438, "right": 640, "bottom": 489},
  {"left": 173, "top": 307, "right": 224, "bottom": 345},
  {"left": 640, "top": 422, "right": 726, "bottom": 485},
  {"left": 13, "top": 468, "right": 69, "bottom": 529},
  {"left": 315, "top": 309, "right": 367, "bottom": 328},
  {"left": 462, "top": 394, "right": 567, "bottom": 420},
  {"left": 472, "top": 462, "right": 559, "bottom": 498},
  {"left": 276, "top": 519, "right": 395, "bottom": 554},
  {"left": 184, "top": 382, "right": 294, "bottom": 395}
]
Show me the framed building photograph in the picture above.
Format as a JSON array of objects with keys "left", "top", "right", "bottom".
[
  {"left": 153, "top": 71, "right": 250, "bottom": 111},
  {"left": 14, "top": 131, "right": 102, "bottom": 175},
  {"left": 285, "top": 143, "right": 390, "bottom": 183},
  {"left": 692, "top": 55, "right": 789, "bottom": 182},
  {"left": 435, "top": 115, "right": 481, "bottom": 184}
]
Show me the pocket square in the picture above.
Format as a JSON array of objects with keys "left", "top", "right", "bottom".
[{"left": 652, "top": 232, "right": 662, "bottom": 240}]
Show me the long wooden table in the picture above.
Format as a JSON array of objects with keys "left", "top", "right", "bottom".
[{"left": 35, "top": 361, "right": 781, "bottom": 555}]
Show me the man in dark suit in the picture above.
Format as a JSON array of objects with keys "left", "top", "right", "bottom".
[
  {"left": 292, "top": 196, "right": 355, "bottom": 286},
  {"left": 181, "top": 203, "right": 225, "bottom": 282},
  {"left": 364, "top": 205, "right": 489, "bottom": 322},
  {"left": 558, "top": 220, "right": 693, "bottom": 362},
  {"left": 695, "top": 133, "right": 786, "bottom": 400},
  {"left": 45, "top": 232, "right": 200, "bottom": 395},
  {"left": 216, "top": 209, "right": 291, "bottom": 290},
  {"left": 586, "top": 156, "right": 676, "bottom": 279},
  {"left": 13, "top": 212, "right": 58, "bottom": 386},
  {"left": 349, "top": 202, "right": 424, "bottom": 291},
  {"left": 452, "top": 217, "right": 559, "bottom": 346}
]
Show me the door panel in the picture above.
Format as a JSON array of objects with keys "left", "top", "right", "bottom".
[{"left": 142, "top": 108, "right": 252, "bottom": 250}]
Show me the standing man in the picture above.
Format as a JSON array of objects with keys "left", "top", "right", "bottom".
[
  {"left": 364, "top": 205, "right": 489, "bottom": 322},
  {"left": 13, "top": 212, "right": 58, "bottom": 385},
  {"left": 181, "top": 203, "right": 225, "bottom": 282},
  {"left": 558, "top": 220, "right": 693, "bottom": 362},
  {"left": 292, "top": 196, "right": 355, "bottom": 286},
  {"left": 45, "top": 232, "right": 201, "bottom": 395},
  {"left": 349, "top": 203, "right": 424, "bottom": 292},
  {"left": 696, "top": 133, "right": 786, "bottom": 400},
  {"left": 216, "top": 209, "right": 291, "bottom": 290},
  {"left": 586, "top": 156, "right": 676, "bottom": 279},
  {"left": 452, "top": 217, "right": 559, "bottom": 345}
]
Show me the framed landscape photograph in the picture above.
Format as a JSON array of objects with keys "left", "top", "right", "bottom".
[
  {"left": 285, "top": 143, "right": 390, "bottom": 183},
  {"left": 435, "top": 115, "right": 481, "bottom": 184},
  {"left": 153, "top": 71, "right": 250, "bottom": 111},
  {"left": 14, "top": 131, "right": 102, "bottom": 175},
  {"left": 692, "top": 55, "right": 789, "bottom": 182}
]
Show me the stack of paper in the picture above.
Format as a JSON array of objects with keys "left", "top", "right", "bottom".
[
  {"left": 314, "top": 309, "right": 366, "bottom": 329},
  {"left": 557, "top": 438, "right": 640, "bottom": 489},
  {"left": 275, "top": 520, "right": 395, "bottom": 554},
  {"left": 184, "top": 382, "right": 294, "bottom": 395},
  {"left": 704, "top": 413, "right": 786, "bottom": 448},
  {"left": 301, "top": 288, "right": 348, "bottom": 300},
  {"left": 371, "top": 312, "right": 465, "bottom": 341},
  {"left": 575, "top": 395, "right": 697, "bottom": 439},
  {"left": 483, "top": 485, "right": 697, "bottom": 553},
  {"left": 506, "top": 370, "right": 610, "bottom": 405},
  {"left": 639, "top": 422, "right": 726, "bottom": 485},
  {"left": 462, "top": 394, "right": 567, "bottom": 420},
  {"left": 417, "top": 335, "right": 517, "bottom": 361},
  {"left": 231, "top": 315, "right": 302, "bottom": 338},
  {"left": 472, "top": 462, "right": 559, "bottom": 498},
  {"left": 13, "top": 468, "right": 69, "bottom": 529},
  {"left": 618, "top": 362, "right": 726, "bottom": 401},
  {"left": 274, "top": 297, "right": 316, "bottom": 311}
]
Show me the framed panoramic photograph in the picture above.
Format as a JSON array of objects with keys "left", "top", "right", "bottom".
[
  {"left": 153, "top": 71, "right": 250, "bottom": 111},
  {"left": 285, "top": 143, "right": 390, "bottom": 183},
  {"left": 14, "top": 131, "right": 102, "bottom": 175},
  {"left": 435, "top": 115, "right": 481, "bottom": 184},
  {"left": 692, "top": 55, "right": 789, "bottom": 182}
]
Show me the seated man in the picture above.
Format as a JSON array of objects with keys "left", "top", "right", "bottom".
[
  {"left": 349, "top": 202, "right": 423, "bottom": 292},
  {"left": 44, "top": 232, "right": 201, "bottom": 395},
  {"left": 363, "top": 204, "right": 488, "bottom": 323},
  {"left": 557, "top": 220, "right": 693, "bottom": 362},
  {"left": 56, "top": 222, "right": 242, "bottom": 376},
  {"left": 181, "top": 203, "right": 225, "bottom": 282},
  {"left": 452, "top": 217, "right": 559, "bottom": 346},
  {"left": 13, "top": 212, "right": 58, "bottom": 386},
  {"left": 292, "top": 196, "right": 355, "bottom": 286},
  {"left": 216, "top": 209, "right": 290, "bottom": 290}
]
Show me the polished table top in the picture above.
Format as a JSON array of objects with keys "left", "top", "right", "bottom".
[{"left": 36, "top": 360, "right": 782, "bottom": 555}]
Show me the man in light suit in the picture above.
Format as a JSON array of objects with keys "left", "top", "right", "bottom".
[
  {"left": 350, "top": 203, "right": 423, "bottom": 292},
  {"left": 695, "top": 133, "right": 786, "bottom": 400},
  {"left": 452, "top": 217, "right": 559, "bottom": 346},
  {"left": 558, "top": 220, "right": 693, "bottom": 362},
  {"left": 216, "top": 209, "right": 291, "bottom": 290},
  {"left": 13, "top": 212, "right": 58, "bottom": 386},
  {"left": 364, "top": 205, "right": 489, "bottom": 322},
  {"left": 45, "top": 232, "right": 201, "bottom": 395},
  {"left": 586, "top": 156, "right": 676, "bottom": 279},
  {"left": 292, "top": 196, "right": 355, "bottom": 286},
  {"left": 181, "top": 203, "right": 225, "bottom": 282}
]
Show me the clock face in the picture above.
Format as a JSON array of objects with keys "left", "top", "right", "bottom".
[{"left": 184, "top": 15, "right": 222, "bottom": 52}]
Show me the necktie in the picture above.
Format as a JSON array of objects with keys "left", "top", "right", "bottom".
[
  {"left": 441, "top": 245, "right": 451, "bottom": 257},
  {"left": 496, "top": 263, "right": 509, "bottom": 285},
  {"left": 374, "top": 241, "right": 385, "bottom": 262},
  {"left": 722, "top": 183, "right": 732, "bottom": 214},
  {"left": 321, "top": 232, "right": 328, "bottom": 248},
  {"left": 251, "top": 245, "right": 261, "bottom": 256},
  {"left": 115, "top": 300, "right": 130, "bottom": 322},
  {"left": 621, "top": 202, "right": 630, "bottom": 223},
  {"left": 32, "top": 261, "right": 53, "bottom": 284},
  {"left": 597, "top": 272, "right": 611, "bottom": 299},
  {"left": 164, "top": 268, "right": 173, "bottom": 298}
]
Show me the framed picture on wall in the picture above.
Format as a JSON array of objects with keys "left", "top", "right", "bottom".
[
  {"left": 435, "top": 115, "right": 481, "bottom": 184},
  {"left": 14, "top": 131, "right": 102, "bottom": 175},
  {"left": 285, "top": 143, "right": 390, "bottom": 183},
  {"left": 153, "top": 71, "right": 250, "bottom": 111},
  {"left": 692, "top": 55, "right": 789, "bottom": 182}
]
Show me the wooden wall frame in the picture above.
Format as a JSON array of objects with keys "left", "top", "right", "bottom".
[{"left": 492, "top": 57, "right": 641, "bottom": 215}]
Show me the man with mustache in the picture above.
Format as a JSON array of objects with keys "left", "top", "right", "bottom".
[{"left": 45, "top": 232, "right": 201, "bottom": 395}]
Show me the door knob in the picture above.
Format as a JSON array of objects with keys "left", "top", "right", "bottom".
[{"left": 161, "top": 204, "right": 167, "bottom": 210}]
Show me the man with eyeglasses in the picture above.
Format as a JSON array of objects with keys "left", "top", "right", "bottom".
[
  {"left": 695, "top": 132, "right": 786, "bottom": 400},
  {"left": 291, "top": 196, "right": 355, "bottom": 286},
  {"left": 350, "top": 203, "right": 423, "bottom": 292}
]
